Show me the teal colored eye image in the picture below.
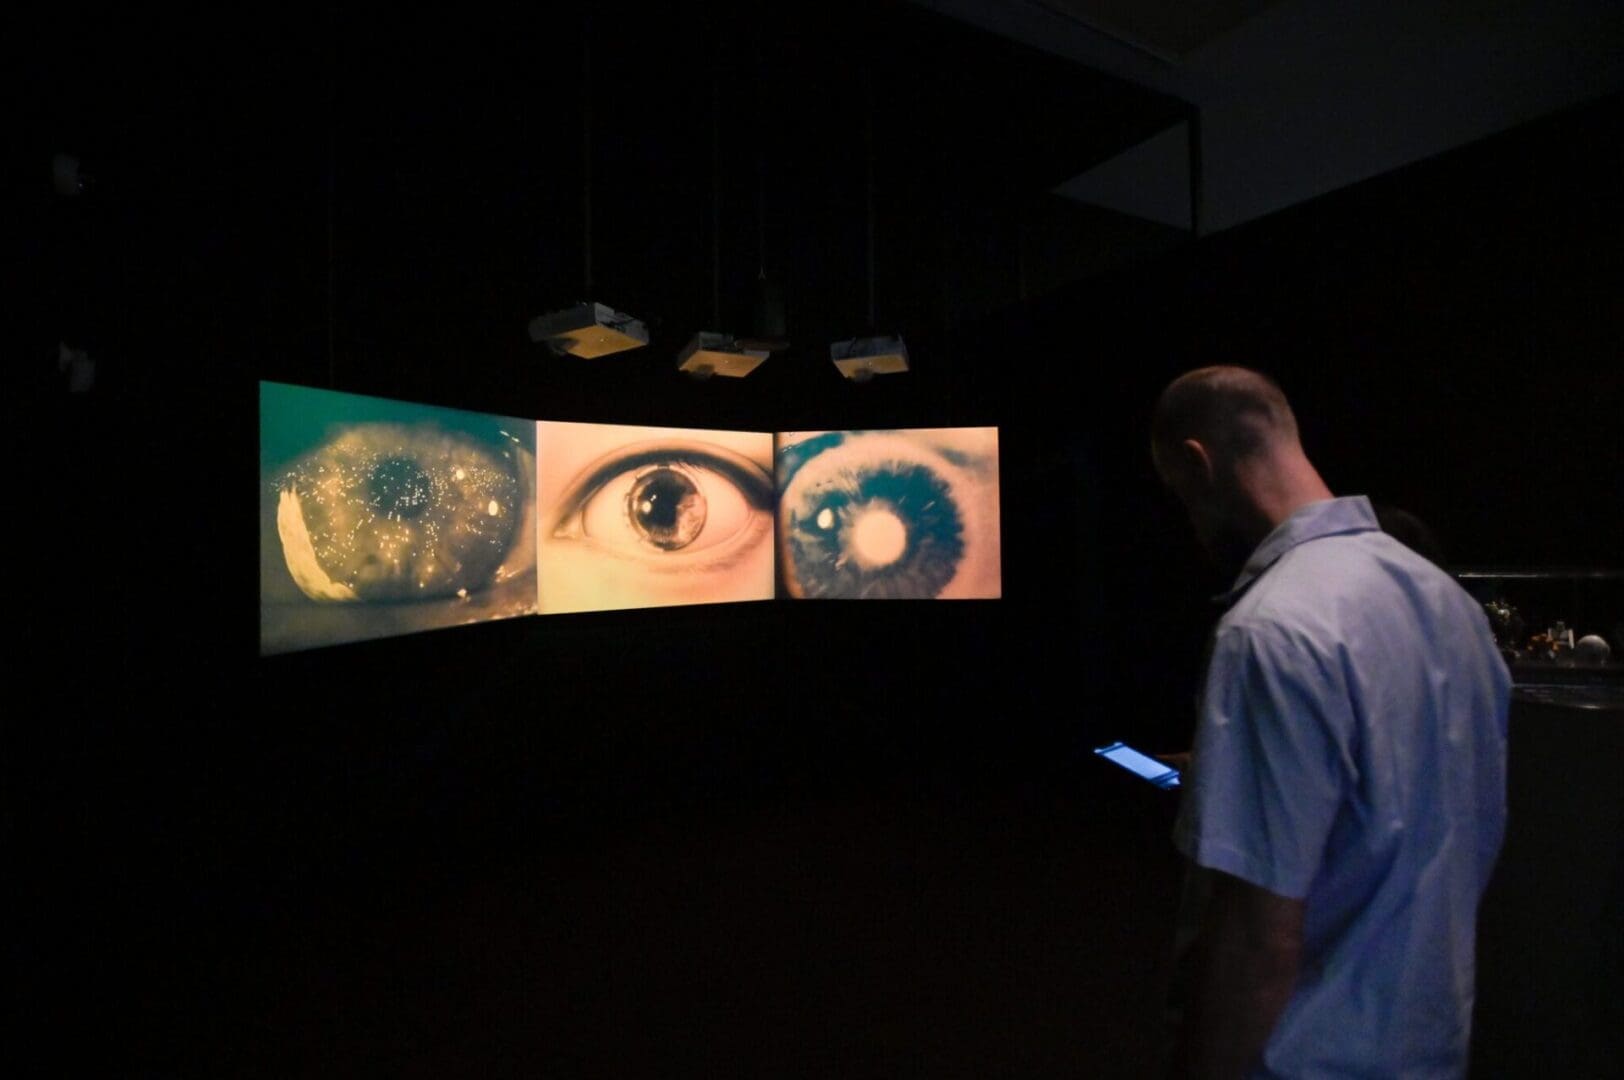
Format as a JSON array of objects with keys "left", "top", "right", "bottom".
[
  {"left": 775, "top": 429, "right": 1001, "bottom": 600},
  {"left": 259, "top": 382, "right": 537, "bottom": 655}
]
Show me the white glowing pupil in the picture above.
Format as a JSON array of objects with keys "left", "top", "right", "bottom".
[
  {"left": 851, "top": 510, "right": 907, "bottom": 566},
  {"left": 815, "top": 507, "right": 835, "bottom": 530}
]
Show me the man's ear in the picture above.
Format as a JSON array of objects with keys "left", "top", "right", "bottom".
[{"left": 1181, "top": 438, "right": 1215, "bottom": 488}]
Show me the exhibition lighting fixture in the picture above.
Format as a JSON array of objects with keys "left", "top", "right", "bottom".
[
  {"left": 677, "top": 56, "right": 774, "bottom": 381},
  {"left": 530, "top": 303, "right": 649, "bottom": 359},
  {"left": 531, "top": 13, "right": 648, "bottom": 361},
  {"left": 831, "top": 71, "right": 907, "bottom": 384},
  {"left": 830, "top": 334, "right": 909, "bottom": 382},
  {"left": 534, "top": 23, "right": 918, "bottom": 379},
  {"left": 677, "top": 332, "right": 771, "bottom": 378}
]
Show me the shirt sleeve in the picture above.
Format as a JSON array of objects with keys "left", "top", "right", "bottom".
[{"left": 1173, "top": 621, "right": 1353, "bottom": 900}]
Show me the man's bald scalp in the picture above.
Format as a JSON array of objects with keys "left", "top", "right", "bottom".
[{"left": 1152, "top": 366, "right": 1300, "bottom": 464}]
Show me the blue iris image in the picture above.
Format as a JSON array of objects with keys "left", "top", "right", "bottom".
[{"left": 775, "top": 429, "right": 1001, "bottom": 600}]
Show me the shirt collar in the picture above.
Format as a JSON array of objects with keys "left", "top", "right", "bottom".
[{"left": 1214, "top": 495, "right": 1381, "bottom": 607}]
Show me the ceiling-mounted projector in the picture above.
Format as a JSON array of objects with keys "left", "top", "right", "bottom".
[
  {"left": 528, "top": 302, "right": 649, "bottom": 358},
  {"left": 677, "top": 332, "right": 771, "bottom": 378},
  {"left": 830, "top": 334, "right": 909, "bottom": 381}
]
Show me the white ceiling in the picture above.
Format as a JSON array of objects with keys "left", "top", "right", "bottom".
[{"left": 913, "top": 0, "right": 1624, "bottom": 233}]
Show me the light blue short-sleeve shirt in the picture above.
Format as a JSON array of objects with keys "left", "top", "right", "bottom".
[{"left": 1173, "top": 496, "right": 1510, "bottom": 1079}]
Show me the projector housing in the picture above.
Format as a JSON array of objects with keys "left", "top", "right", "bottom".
[
  {"left": 528, "top": 302, "right": 649, "bottom": 358},
  {"left": 677, "top": 332, "right": 771, "bottom": 378},
  {"left": 830, "top": 334, "right": 909, "bottom": 381}
]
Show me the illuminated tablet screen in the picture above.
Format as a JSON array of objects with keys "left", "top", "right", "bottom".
[
  {"left": 536, "top": 421, "right": 775, "bottom": 614},
  {"left": 259, "top": 382, "right": 538, "bottom": 655},
  {"left": 775, "top": 428, "right": 1001, "bottom": 599}
]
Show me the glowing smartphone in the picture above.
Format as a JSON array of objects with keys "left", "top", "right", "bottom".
[{"left": 1094, "top": 741, "right": 1181, "bottom": 790}]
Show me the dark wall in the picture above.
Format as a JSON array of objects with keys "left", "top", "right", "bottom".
[
  {"left": 992, "top": 89, "right": 1624, "bottom": 748},
  {"left": 1024, "top": 89, "right": 1624, "bottom": 573}
]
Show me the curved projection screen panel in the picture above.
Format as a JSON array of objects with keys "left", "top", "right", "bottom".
[
  {"left": 260, "top": 382, "right": 538, "bottom": 655},
  {"left": 776, "top": 428, "right": 1001, "bottom": 599},
  {"left": 537, "top": 421, "right": 776, "bottom": 614}
]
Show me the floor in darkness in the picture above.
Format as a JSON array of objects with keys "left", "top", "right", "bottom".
[
  {"left": 71, "top": 781, "right": 1186, "bottom": 1077},
  {"left": 24, "top": 701, "right": 1618, "bottom": 1077}
]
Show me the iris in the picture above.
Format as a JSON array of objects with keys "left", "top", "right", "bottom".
[
  {"left": 277, "top": 424, "right": 527, "bottom": 602},
  {"left": 367, "top": 457, "right": 434, "bottom": 520},
  {"left": 627, "top": 467, "right": 707, "bottom": 551},
  {"left": 786, "top": 461, "right": 964, "bottom": 598}
]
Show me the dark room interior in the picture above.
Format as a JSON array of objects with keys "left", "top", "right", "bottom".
[{"left": 18, "top": 2, "right": 1624, "bottom": 1075}]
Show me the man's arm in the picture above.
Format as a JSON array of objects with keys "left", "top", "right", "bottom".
[{"left": 1175, "top": 866, "right": 1304, "bottom": 1080}]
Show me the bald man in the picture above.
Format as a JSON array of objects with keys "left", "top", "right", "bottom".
[{"left": 1152, "top": 367, "right": 1510, "bottom": 1079}]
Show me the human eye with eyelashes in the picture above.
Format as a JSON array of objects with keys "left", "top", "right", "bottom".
[
  {"left": 775, "top": 428, "right": 1001, "bottom": 600},
  {"left": 548, "top": 441, "right": 774, "bottom": 561},
  {"left": 259, "top": 382, "right": 538, "bottom": 655},
  {"left": 537, "top": 422, "right": 776, "bottom": 614}
]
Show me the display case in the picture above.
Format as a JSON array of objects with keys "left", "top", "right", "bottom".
[{"left": 1455, "top": 569, "right": 1624, "bottom": 710}]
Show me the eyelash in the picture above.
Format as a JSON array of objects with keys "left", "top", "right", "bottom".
[{"left": 548, "top": 442, "right": 774, "bottom": 564}]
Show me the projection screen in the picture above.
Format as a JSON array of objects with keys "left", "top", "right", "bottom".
[
  {"left": 775, "top": 428, "right": 1001, "bottom": 599},
  {"left": 536, "top": 421, "right": 776, "bottom": 614},
  {"left": 259, "top": 381, "right": 538, "bottom": 655}
]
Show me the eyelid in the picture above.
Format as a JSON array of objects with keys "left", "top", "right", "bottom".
[
  {"left": 782, "top": 435, "right": 965, "bottom": 491},
  {"left": 775, "top": 432, "right": 847, "bottom": 489},
  {"left": 548, "top": 439, "right": 774, "bottom": 535}
]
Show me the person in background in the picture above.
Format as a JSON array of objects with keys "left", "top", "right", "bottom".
[{"left": 1151, "top": 365, "right": 1510, "bottom": 1079}]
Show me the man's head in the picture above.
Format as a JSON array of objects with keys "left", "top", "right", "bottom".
[{"left": 1151, "top": 366, "right": 1329, "bottom": 572}]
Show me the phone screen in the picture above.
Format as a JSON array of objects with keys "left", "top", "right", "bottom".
[{"left": 1095, "top": 741, "right": 1181, "bottom": 789}]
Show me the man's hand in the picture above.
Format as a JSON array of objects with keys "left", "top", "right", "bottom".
[
  {"left": 1156, "top": 751, "right": 1193, "bottom": 774},
  {"left": 1175, "top": 867, "right": 1304, "bottom": 1079}
]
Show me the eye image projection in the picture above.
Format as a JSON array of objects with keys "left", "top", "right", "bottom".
[
  {"left": 776, "top": 428, "right": 1001, "bottom": 600},
  {"left": 537, "top": 422, "right": 776, "bottom": 614},
  {"left": 260, "top": 382, "right": 538, "bottom": 655}
]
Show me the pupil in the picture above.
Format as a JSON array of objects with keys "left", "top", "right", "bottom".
[
  {"left": 787, "top": 462, "right": 963, "bottom": 598},
  {"left": 628, "top": 468, "right": 707, "bottom": 551},
  {"left": 367, "top": 457, "right": 433, "bottom": 519}
]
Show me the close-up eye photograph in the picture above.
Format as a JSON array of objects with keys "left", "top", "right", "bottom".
[
  {"left": 536, "top": 421, "right": 776, "bottom": 614},
  {"left": 776, "top": 428, "right": 1001, "bottom": 599},
  {"left": 259, "top": 381, "right": 537, "bottom": 654}
]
